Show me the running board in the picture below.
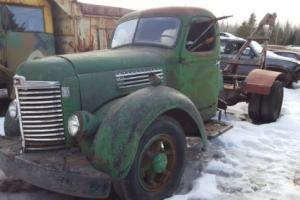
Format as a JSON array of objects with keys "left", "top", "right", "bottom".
[{"left": 205, "top": 120, "right": 233, "bottom": 138}]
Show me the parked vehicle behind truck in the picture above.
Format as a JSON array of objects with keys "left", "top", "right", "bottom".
[
  {"left": 0, "top": 7, "right": 283, "bottom": 200},
  {"left": 0, "top": 0, "right": 131, "bottom": 114},
  {"left": 220, "top": 36, "right": 300, "bottom": 86}
]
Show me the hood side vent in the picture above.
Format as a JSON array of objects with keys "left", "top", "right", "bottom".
[{"left": 115, "top": 68, "right": 164, "bottom": 89}]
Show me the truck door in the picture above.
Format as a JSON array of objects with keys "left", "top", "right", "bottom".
[
  {"left": 179, "top": 18, "right": 220, "bottom": 120},
  {"left": 1, "top": 4, "right": 55, "bottom": 71},
  {"left": 236, "top": 46, "right": 260, "bottom": 75}
]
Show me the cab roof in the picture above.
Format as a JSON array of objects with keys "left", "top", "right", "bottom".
[{"left": 121, "top": 7, "right": 216, "bottom": 21}]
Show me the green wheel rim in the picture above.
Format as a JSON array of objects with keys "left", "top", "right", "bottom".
[{"left": 138, "top": 134, "right": 176, "bottom": 192}]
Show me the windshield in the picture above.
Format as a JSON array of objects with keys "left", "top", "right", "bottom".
[
  {"left": 111, "top": 17, "right": 181, "bottom": 48},
  {"left": 250, "top": 41, "right": 263, "bottom": 54}
]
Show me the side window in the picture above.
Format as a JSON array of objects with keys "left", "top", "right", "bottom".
[
  {"left": 242, "top": 47, "right": 252, "bottom": 56},
  {"left": 275, "top": 52, "right": 283, "bottom": 56},
  {"left": 3, "top": 5, "right": 45, "bottom": 32},
  {"left": 286, "top": 53, "right": 298, "bottom": 60},
  {"left": 186, "top": 21, "right": 215, "bottom": 52},
  {"left": 221, "top": 41, "right": 240, "bottom": 55}
]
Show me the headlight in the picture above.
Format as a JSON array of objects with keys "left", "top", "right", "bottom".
[
  {"left": 68, "top": 114, "right": 80, "bottom": 137},
  {"left": 8, "top": 100, "right": 18, "bottom": 119}
]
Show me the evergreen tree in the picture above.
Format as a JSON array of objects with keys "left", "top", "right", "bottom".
[
  {"left": 218, "top": 12, "right": 300, "bottom": 46},
  {"left": 235, "top": 13, "right": 256, "bottom": 38}
]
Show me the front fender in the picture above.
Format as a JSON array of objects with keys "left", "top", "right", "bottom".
[{"left": 92, "top": 86, "right": 207, "bottom": 179}]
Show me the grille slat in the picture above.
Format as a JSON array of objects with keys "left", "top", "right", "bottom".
[
  {"left": 23, "top": 127, "right": 64, "bottom": 133},
  {"left": 26, "top": 146, "right": 66, "bottom": 151},
  {"left": 21, "top": 104, "right": 62, "bottom": 110},
  {"left": 15, "top": 80, "right": 65, "bottom": 151},
  {"left": 24, "top": 132, "right": 65, "bottom": 137},
  {"left": 21, "top": 109, "right": 63, "bottom": 114},
  {"left": 20, "top": 100, "right": 62, "bottom": 105},
  {"left": 22, "top": 114, "right": 63, "bottom": 119},
  {"left": 25, "top": 137, "right": 65, "bottom": 142},
  {"left": 22, "top": 118, "right": 63, "bottom": 124},
  {"left": 23, "top": 123, "right": 64, "bottom": 128},
  {"left": 18, "top": 90, "right": 61, "bottom": 95},
  {"left": 19, "top": 95, "right": 62, "bottom": 100}
]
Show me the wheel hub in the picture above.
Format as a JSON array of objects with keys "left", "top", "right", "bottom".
[
  {"left": 152, "top": 153, "right": 168, "bottom": 173},
  {"left": 138, "top": 135, "right": 176, "bottom": 191}
]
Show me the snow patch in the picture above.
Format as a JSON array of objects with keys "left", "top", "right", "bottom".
[
  {"left": 169, "top": 83, "right": 300, "bottom": 200},
  {"left": 166, "top": 174, "right": 219, "bottom": 200}
]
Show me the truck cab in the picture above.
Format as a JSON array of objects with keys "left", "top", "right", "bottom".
[{"left": 0, "top": 7, "right": 282, "bottom": 200}]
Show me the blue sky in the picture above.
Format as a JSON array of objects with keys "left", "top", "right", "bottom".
[{"left": 79, "top": 0, "right": 300, "bottom": 25}]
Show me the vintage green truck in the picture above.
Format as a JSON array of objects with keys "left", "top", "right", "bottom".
[{"left": 0, "top": 7, "right": 283, "bottom": 200}]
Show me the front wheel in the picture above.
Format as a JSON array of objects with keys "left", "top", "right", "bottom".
[{"left": 114, "top": 116, "right": 186, "bottom": 200}]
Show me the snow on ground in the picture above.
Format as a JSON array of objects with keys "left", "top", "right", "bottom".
[
  {"left": 169, "top": 83, "right": 300, "bottom": 200},
  {"left": 0, "top": 118, "right": 3, "bottom": 136}
]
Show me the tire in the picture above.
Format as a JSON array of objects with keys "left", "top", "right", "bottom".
[
  {"left": 4, "top": 110, "right": 20, "bottom": 136},
  {"left": 113, "top": 116, "right": 186, "bottom": 200},
  {"left": 260, "top": 81, "right": 283, "bottom": 122},
  {"left": 248, "top": 94, "right": 262, "bottom": 122},
  {"left": 248, "top": 81, "right": 283, "bottom": 123}
]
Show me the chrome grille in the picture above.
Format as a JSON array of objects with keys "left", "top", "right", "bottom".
[
  {"left": 116, "top": 68, "right": 164, "bottom": 89},
  {"left": 15, "top": 78, "right": 65, "bottom": 151}
]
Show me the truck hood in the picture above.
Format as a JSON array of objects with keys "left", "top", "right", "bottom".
[
  {"left": 16, "top": 46, "right": 175, "bottom": 113},
  {"left": 59, "top": 46, "right": 173, "bottom": 75}
]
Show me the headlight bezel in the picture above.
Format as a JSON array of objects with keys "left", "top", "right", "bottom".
[
  {"left": 68, "top": 114, "right": 81, "bottom": 137},
  {"left": 8, "top": 100, "right": 18, "bottom": 119}
]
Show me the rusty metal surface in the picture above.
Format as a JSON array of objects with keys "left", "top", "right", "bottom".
[
  {"left": 52, "top": 0, "right": 132, "bottom": 54},
  {"left": 80, "top": 2, "right": 132, "bottom": 17},
  {"left": 0, "top": 137, "right": 111, "bottom": 199},
  {"left": 205, "top": 120, "right": 233, "bottom": 138},
  {"left": 244, "top": 69, "right": 282, "bottom": 95},
  {"left": 219, "top": 86, "right": 247, "bottom": 106}
]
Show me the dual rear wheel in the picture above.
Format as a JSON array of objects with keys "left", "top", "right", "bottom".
[{"left": 248, "top": 81, "right": 283, "bottom": 123}]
